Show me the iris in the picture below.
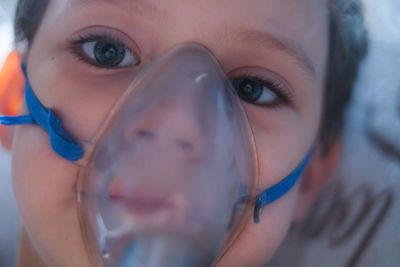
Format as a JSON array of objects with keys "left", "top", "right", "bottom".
[{"left": 94, "top": 40, "right": 126, "bottom": 67}]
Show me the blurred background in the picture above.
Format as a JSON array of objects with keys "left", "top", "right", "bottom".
[
  {"left": 0, "top": 0, "right": 399, "bottom": 266},
  {"left": 0, "top": 1, "right": 19, "bottom": 267},
  {"left": 267, "top": 0, "right": 400, "bottom": 266}
]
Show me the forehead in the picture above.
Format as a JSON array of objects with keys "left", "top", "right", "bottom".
[{"left": 60, "top": 0, "right": 329, "bottom": 43}]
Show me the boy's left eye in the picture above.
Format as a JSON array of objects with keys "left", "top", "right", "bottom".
[
  {"left": 231, "top": 76, "right": 290, "bottom": 107},
  {"left": 70, "top": 36, "right": 140, "bottom": 68}
]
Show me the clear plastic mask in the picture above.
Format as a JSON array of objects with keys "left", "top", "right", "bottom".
[{"left": 77, "top": 44, "right": 258, "bottom": 267}]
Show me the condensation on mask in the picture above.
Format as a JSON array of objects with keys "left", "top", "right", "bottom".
[{"left": 77, "top": 44, "right": 259, "bottom": 267}]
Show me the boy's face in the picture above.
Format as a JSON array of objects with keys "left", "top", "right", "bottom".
[{"left": 11, "top": 0, "right": 328, "bottom": 266}]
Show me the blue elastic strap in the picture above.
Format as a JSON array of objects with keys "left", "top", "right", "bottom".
[
  {"left": 253, "top": 150, "right": 313, "bottom": 223},
  {"left": 0, "top": 65, "right": 84, "bottom": 162}
]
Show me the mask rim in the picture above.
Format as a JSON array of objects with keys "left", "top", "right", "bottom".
[{"left": 75, "top": 42, "right": 260, "bottom": 267}]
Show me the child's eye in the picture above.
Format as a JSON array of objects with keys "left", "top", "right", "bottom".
[
  {"left": 70, "top": 35, "right": 140, "bottom": 69},
  {"left": 232, "top": 76, "right": 290, "bottom": 107}
]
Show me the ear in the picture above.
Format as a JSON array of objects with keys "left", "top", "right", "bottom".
[
  {"left": 293, "top": 139, "right": 342, "bottom": 222},
  {"left": 0, "top": 51, "right": 24, "bottom": 151}
]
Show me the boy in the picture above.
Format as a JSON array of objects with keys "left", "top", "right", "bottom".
[{"left": 0, "top": 0, "right": 367, "bottom": 266}]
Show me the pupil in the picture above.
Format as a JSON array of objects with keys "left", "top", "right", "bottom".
[
  {"left": 243, "top": 83, "right": 253, "bottom": 93},
  {"left": 94, "top": 41, "right": 125, "bottom": 67},
  {"left": 103, "top": 45, "right": 116, "bottom": 59},
  {"left": 233, "top": 78, "right": 263, "bottom": 103}
]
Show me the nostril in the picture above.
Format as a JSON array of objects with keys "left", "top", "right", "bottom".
[
  {"left": 137, "top": 129, "right": 156, "bottom": 140},
  {"left": 177, "top": 139, "right": 194, "bottom": 152}
]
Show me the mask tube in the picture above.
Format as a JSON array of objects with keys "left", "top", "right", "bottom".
[{"left": 77, "top": 44, "right": 258, "bottom": 267}]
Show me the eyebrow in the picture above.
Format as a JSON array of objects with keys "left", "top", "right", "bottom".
[{"left": 232, "top": 28, "right": 316, "bottom": 78}]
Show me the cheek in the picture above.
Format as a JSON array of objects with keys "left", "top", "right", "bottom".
[
  {"left": 247, "top": 105, "right": 316, "bottom": 190},
  {"left": 11, "top": 122, "right": 91, "bottom": 267},
  {"left": 217, "top": 128, "right": 304, "bottom": 266},
  {"left": 217, "top": 100, "right": 318, "bottom": 265}
]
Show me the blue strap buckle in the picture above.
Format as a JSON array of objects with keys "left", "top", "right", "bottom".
[{"left": 253, "top": 151, "right": 312, "bottom": 223}]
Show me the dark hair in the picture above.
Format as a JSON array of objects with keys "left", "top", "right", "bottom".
[
  {"left": 321, "top": 0, "right": 368, "bottom": 155},
  {"left": 14, "top": 0, "right": 49, "bottom": 47},
  {"left": 13, "top": 0, "right": 368, "bottom": 155}
]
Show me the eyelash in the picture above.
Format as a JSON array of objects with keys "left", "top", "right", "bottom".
[
  {"left": 234, "top": 73, "right": 292, "bottom": 107},
  {"left": 68, "top": 33, "right": 137, "bottom": 69}
]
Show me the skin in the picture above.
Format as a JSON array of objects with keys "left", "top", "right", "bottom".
[{"left": 5, "top": 0, "right": 330, "bottom": 266}]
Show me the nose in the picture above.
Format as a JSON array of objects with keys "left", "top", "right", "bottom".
[{"left": 123, "top": 99, "right": 207, "bottom": 164}]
